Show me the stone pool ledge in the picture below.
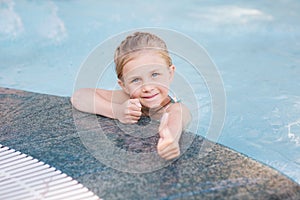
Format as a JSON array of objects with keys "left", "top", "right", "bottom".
[{"left": 0, "top": 87, "right": 299, "bottom": 199}]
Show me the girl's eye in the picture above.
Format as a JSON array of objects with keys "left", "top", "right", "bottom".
[
  {"left": 131, "top": 78, "right": 140, "bottom": 83},
  {"left": 152, "top": 72, "right": 160, "bottom": 78}
]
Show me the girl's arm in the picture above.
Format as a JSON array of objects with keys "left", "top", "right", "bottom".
[
  {"left": 168, "top": 102, "right": 191, "bottom": 130},
  {"left": 157, "top": 102, "right": 192, "bottom": 160},
  {"left": 71, "top": 88, "right": 142, "bottom": 123}
]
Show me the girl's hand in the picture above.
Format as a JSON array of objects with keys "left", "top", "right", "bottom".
[
  {"left": 157, "top": 113, "right": 181, "bottom": 160},
  {"left": 115, "top": 98, "right": 142, "bottom": 124}
]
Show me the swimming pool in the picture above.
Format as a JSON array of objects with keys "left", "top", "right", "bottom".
[{"left": 1, "top": 0, "right": 299, "bottom": 184}]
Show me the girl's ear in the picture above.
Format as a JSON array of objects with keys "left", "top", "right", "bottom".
[
  {"left": 168, "top": 65, "right": 176, "bottom": 81},
  {"left": 118, "top": 79, "right": 129, "bottom": 94}
]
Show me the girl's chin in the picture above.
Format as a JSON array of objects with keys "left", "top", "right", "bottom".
[
  {"left": 140, "top": 96, "right": 168, "bottom": 109},
  {"left": 141, "top": 102, "right": 160, "bottom": 109}
]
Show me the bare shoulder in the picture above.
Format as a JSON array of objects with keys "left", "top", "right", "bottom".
[
  {"left": 166, "top": 102, "right": 183, "bottom": 113},
  {"left": 95, "top": 88, "right": 129, "bottom": 104}
]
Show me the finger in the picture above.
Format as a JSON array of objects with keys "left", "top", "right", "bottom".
[
  {"left": 157, "top": 137, "right": 166, "bottom": 152},
  {"left": 157, "top": 137, "right": 176, "bottom": 154},
  {"left": 159, "top": 112, "right": 169, "bottom": 133},
  {"left": 130, "top": 119, "right": 139, "bottom": 124},
  {"left": 157, "top": 138, "right": 168, "bottom": 151},
  {"left": 125, "top": 113, "right": 140, "bottom": 121},
  {"left": 125, "top": 116, "right": 140, "bottom": 124},
  {"left": 126, "top": 120, "right": 138, "bottom": 124},
  {"left": 128, "top": 101, "right": 142, "bottom": 112},
  {"left": 158, "top": 147, "right": 180, "bottom": 160},
  {"left": 128, "top": 110, "right": 142, "bottom": 117},
  {"left": 129, "top": 104, "right": 142, "bottom": 112},
  {"left": 134, "top": 115, "right": 141, "bottom": 121},
  {"left": 127, "top": 110, "right": 142, "bottom": 118},
  {"left": 131, "top": 116, "right": 141, "bottom": 121},
  {"left": 158, "top": 141, "right": 174, "bottom": 154},
  {"left": 130, "top": 98, "right": 142, "bottom": 108},
  {"left": 158, "top": 142, "right": 179, "bottom": 155},
  {"left": 161, "top": 151, "right": 180, "bottom": 160}
]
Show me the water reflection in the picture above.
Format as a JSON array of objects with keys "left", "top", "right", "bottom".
[
  {"left": 0, "top": 0, "right": 67, "bottom": 43},
  {"left": 0, "top": 0, "right": 23, "bottom": 39}
]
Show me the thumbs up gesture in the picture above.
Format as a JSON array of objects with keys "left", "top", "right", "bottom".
[{"left": 157, "top": 112, "right": 181, "bottom": 160}]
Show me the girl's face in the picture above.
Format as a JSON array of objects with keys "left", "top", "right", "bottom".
[{"left": 119, "top": 52, "right": 175, "bottom": 109}]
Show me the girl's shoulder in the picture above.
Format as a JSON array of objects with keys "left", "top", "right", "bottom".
[{"left": 165, "top": 95, "right": 182, "bottom": 112}]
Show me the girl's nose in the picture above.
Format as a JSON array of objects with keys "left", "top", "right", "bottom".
[{"left": 141, "top": 84, "right": 154, "bottom": 93}]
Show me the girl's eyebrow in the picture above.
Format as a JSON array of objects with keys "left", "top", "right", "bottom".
[
  {"left": 125, "top": 65, "right": 165, "bottom": 80},
  {"left": 149, "top": 69, "right": 158, "bottom": 74},
  {"left": 150, "top": 67, "right": 164, "bottom": 73},
  {"left": 126, "top": 75, "right": 140, "bottom": 81}
]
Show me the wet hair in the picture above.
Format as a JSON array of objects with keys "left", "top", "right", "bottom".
[{"left": 114, "top": 32, "right": 172, "bottom": 80}]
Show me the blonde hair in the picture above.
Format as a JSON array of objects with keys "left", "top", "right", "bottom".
[{"left": 114, "top": 32, "right": 172, "bottom": 80}]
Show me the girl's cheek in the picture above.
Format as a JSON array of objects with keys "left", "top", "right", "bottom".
[{"left": 129, "top": 86, "right": 140, "bottom": 98}]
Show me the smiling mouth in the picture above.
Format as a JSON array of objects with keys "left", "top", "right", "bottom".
[{"left": 142, "top": 93, "right": 158, "bottom": 99}]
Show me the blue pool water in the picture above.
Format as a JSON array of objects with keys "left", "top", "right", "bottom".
[{"left": 1, "top": 0, "right": 300, "bottom": 184}]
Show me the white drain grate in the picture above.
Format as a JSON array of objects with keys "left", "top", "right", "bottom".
[{"left": 0, "top": 144, "right": 102, "bottom": 200}]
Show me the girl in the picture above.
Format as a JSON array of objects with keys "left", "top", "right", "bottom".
[{"left": 71, "top": 32, "right": 191, "bottom": 160}]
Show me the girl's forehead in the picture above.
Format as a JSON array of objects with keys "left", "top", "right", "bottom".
[{"left": 123, "top": 52, "right": 168, "bottom": 73}]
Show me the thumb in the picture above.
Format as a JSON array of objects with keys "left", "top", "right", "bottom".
[
  {"left": 130, "top": 98, "right": 142, "bottom": 108},
  {"left": 159, "top": 112, "right": 169, "bottom": 137}
]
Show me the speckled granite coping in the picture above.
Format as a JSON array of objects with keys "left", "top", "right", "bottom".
[{"left": 0, "top": 87, "right": 299, "bottom": 200}]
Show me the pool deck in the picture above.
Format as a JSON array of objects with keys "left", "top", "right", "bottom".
[{"left": 0, "top": 87, "right": 299, "bottom": 199}]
